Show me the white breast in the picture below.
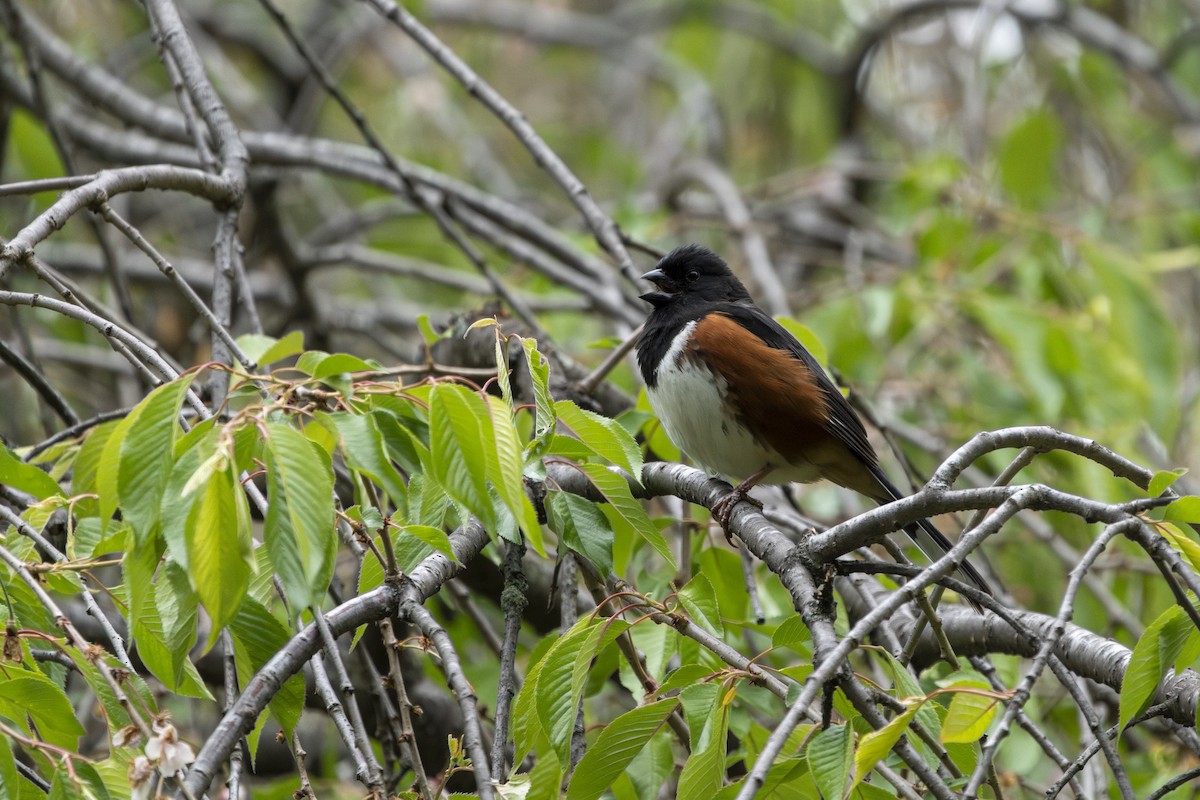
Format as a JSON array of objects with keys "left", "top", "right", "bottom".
[{"left": 646, "top": 322, "right": 789, "bottom": 481}]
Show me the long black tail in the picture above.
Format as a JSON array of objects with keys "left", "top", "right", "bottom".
[{"left": 869, "top": 466, "right": 992, "bottom": 611}]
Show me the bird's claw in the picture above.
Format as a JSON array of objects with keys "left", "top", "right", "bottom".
[{"left": 711, "top": 487, "right": 764, "bottom": 544}]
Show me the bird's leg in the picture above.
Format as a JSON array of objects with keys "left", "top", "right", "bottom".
[{"left": 711, "top": 465, "right": 774, "bottom": 539}]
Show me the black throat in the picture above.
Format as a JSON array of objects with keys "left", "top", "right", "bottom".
[{"left": 637, "top": 303, "right": 706, "bottom": 388}]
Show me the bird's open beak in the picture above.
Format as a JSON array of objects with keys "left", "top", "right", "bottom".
[{"left": 639, "top": 268, "right": 674, "bottom": 306}]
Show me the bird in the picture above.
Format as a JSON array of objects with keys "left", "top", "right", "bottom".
[{"left": 636, "top": 243, "right": 991, "bottom": 606}]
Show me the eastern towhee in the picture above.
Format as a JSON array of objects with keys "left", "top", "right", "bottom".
[{"left": 637, "top": 244, "right": 991, "bottom": 606}]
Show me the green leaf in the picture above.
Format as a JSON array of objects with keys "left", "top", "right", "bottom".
[
  {"left": 547, "top": 491, "right": 614, "bottom": 576},
  {"left": 134, "top": 609, "right": 213, "bottom": 700},
  {"left": 1160, "top": 523, "right": 1200, "bottom": 575},
  {"left": 0, "top": 671, "right": 86, "bottom": 750},
  {"left": 188, "top": 461, "right": 253, "bottom": 647},
  {"left": 524, "top": 748, "right": 562, "bottom": 800},
  {"left": 0, "top": 444, "right": 62, "bottom": 499},
  {"left": 69, "top": 418, "right": 121, "bottom": 516},
  {"left": 115, "top": 375, "right": 196, "bottom": 542},
  {"left": 0, "top": 737, "right": 20, "bottom": 800},
  {"left": 624, "top": 733, "right": 675, "bottom": 800},
  {"left": 555, "top": 401, "right": 643, "bottom": 480},
  {"left": 429, "top": 383, "right": 494, "bottom": 528},
  {"left": 48, "top": 760, "right": 110, "bottom": 800},
  {"left": 159, "top": 428, "right": 217, "bottom": 570},
  {"left": 852, "top": 704, "right": 920, "bottom": 790},
  {"left": 155, "top": 560, "right": 199, "bottom": 685},
  {"left": 1176, "top": 629, "right": 1200, "bottom": 674},
  {"left": 325, "top": 411, "right": 409, "bottom": 511},
  {"left": 565, "top": 699, "right": 680, "bottom": 800},
  {"left": 495, "top": 336, "right": 515, "bottom": 407},
  {"left": 940, "top": 683, "right": 999, "bottom": 743},
  {"left": 311, "top": 352, "right": 381, "bottom": 379},
  {"left": 231, "top": 597, "right": 305, "bottom": 736},
  {"left": 1149, "top": 468, "right": 1188, "bottom": 497},
  {"left": 537, "top": 621, "right": 601, "bottom": 764},
  {"left": 582, "top": 463, "right": 675, "bottom": 571},
  {"left": 881, "top": 650, "right": 941, "bottom": 738},
  {"left": 772, "top": 615, "right": 811, "bottom": 656},
  {"left": 660, "top": 664, "right": 714, "bottom": 694},
  {"left": 417, "top": 314, "right": 447, "bottom": 346},
  {"left": 1164, "top": 496, "right": 1200, "bottom": 524},
  {"left": 807, "top": 724, "right": 852, "bottom": 800},
  {"left": 264, "top": 422, "right": 336, "bottom": 614},
  {"left": 677, "top": 573, "right": 723, "bottom": 637},
  {"left": 998, "top": 109, "right": 1062, "bottom": 208},
  {"left": 677, "top": 684, "right": 732, "bottom": 798},
  {"left": 396, "top": 524, "right": 457, "bottom": 563},
  {"left": 1120, "top": 604, "right": 1193, "bottom": 729},
  {"left": 486, "top": 395, "right": 544, "bottom": 552},
  {"left": 237, "top": 330, "right": 304, "bottom": 367},
  {"left": 523, "top": 337, "right": 555, "bottom": 446},
  {"left": 520, "top": 616, "right": 629, "bottom": 765}
]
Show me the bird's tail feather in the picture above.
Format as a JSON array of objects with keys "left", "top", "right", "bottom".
[{"left": 868, "top": 466, "right": 992, "bottom": 610}]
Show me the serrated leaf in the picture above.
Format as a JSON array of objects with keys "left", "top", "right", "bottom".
[
  {"left": 155, "top": 560, "right": 198, "bottom": 683},
  {"left": 70, "top": 419, "right": 121, "bottom": 517},
  {"left": 940, "top": 684, "right": 999, "bottom": 743},
  {"left": 159, "top": 429, "right": 218, "bottom": 569},
  {"left": 677, "top": 573, "right": 723, "bottom": 636},
  {"left": 523, "top": 337, "right": 555, "bottom": 442},
  {"left": 230, "top": 598, "right": 305, "bottom": 736},
  {"left": 0, "top": 444, "right": 62, "bottom": 499},
  {"left": 311, "top": 353, "right": 381, "bottom": 379},
  {"left": 582, "top": 463, "right": 675, "bottom": 571},
  {"left": 396, "top": 524, "right": 457, "bottom": 563},
  {"left": 1176, "top": 629, "right": 1200, "bottom": 674},
  {"left": 538, "top": 622, "right": 603, "bottom": 764},
  {"left": 1149, "top": 468, "right": 1188, "bottom": 497},
  {"left": 49, "top": 760, "right": 110, "bottom": 800},
  {"left": 237, "top": 330, "right": 304, "bottom": 367},
  {"left": 852, "top": 704, "right": 920, "bottom": 790},
  {"left": 0, "top": 672, "right": 85, "bottom": 750},
  {"left": 0, "top": 737, "right": 19, "bottom": 799},
  {"left": 325, "top": 411, "right": 408, "bottom": 511},
  {"left": 417, "top": 314, "right": 446, "bottom": 346},
  {"left": 547, "top": 491, "right": 614, "bottom": 576},
  {"left": 486, "top": 395, "right": 543, "bottom": 552},
  {"left": 430, "top": 384, "right": 494, "bottom": 528},
  {"left": 115, "top": 375, "right": 196, "bottom": 542},
  {"left": 1164, "top": 496, "right": 1200, "bottom": 524},
  {"left": 524, "top": 748, "right": 562, "bottom": 800},
  {"left": 523, "top": 616, "right": 629, "bottom": 766},
  {"left": 495, "top": 336, "right": 514, "bottom": 407},
  {"left": 881, "top": 650, "right": 940, "bottom": 736},
  {"left": 677, "top": 684, "right": 731, "bottom": 797},
  {"left": 295, "top": 350, "right": 330, "bottom": 376},
  {"left": 1160, "top": 523, "right": 1200, "bottom": 575},
  {"left": 188, "top": 462, "right": 252, "bottom": 647},
  {"left": 565, "top": 699, "right": 680, "bottom": 800},
  {"left": 659, "top": 664, "right": 714, "bottom": 694},
  {"left": 772, "top": 615, "right": 811, "bottom": 654},
  {"left": 625, "top": 733, "right": 675, "bottom": 800},
  {"left": 264, "top": 422, "right": 336, "bottom": 614},
  {"left": 555, "top": 401, "right": 643, "bottom": 480},
  {"left": 807, "top": 724, "right": 852, "bottom": 800},
  {"left": 1120, "top": 604, "right": 1193, "bottom": 729}
]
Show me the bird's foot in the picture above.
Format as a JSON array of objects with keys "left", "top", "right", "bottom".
[{"left": 711, "top": 485, "right": 764, "bottom": 544}]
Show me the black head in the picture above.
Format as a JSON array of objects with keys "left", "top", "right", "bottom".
[{"left": 640, "top": 244, "right": 752, "bottom": 308}]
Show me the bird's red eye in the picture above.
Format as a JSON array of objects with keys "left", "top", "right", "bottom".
[{"left": 686, "top": 270, "right": 700, "bottom": 283}]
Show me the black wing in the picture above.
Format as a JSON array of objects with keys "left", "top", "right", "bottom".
[{"left": 716, "top": 303, "right": 879, "bottom": 470}]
